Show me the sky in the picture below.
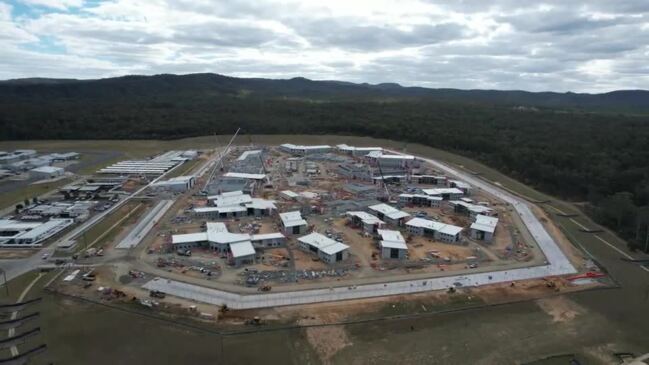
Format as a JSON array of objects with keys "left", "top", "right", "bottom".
[{"left": 1, "top": 0, "right": 648, "bottom": 92}]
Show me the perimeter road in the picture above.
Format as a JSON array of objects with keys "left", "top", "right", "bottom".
[{"left": 141, "top": 147, "right": 577, "bottom": 309}]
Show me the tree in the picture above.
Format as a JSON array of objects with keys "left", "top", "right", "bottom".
[{"left": 599, "top": 192, "right": 637, "bottom": 231}]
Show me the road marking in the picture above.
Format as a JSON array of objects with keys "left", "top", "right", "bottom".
[{"left": 8, "top": 272, "right": 44, "bottom": 356}]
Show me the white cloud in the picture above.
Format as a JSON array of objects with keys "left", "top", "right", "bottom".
[
  {"left": 0, "top": 0, "right": 648, "bottom": 92},
  {"left": 20, "top": 0, "right": 84, "bottom": 11}
]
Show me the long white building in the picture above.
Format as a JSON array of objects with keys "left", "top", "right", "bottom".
[
  {"left": 0, "top": 218, "right": 74, "bottom": 247},
  {"left": 406, "top": 217, "right": 463, "bottom": 243},
  {"left": 280, "top": 144, "right": 332, "bottom": 155}
]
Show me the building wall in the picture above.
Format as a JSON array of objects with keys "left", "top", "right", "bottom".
[
  {"left": 381, "top": 247, "right": 406, "bottom": 259},
  {"left": 283, "top": 224, "right": 306, "bottom": 236}
]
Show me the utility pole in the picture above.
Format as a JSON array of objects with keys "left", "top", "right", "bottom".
[{"left": 0, "top": 269, "right": 8, "bottom": 297}]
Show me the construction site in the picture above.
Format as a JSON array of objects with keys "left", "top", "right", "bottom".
[{"left": 21, "top": 134, "right": 605, "bottom": 321}]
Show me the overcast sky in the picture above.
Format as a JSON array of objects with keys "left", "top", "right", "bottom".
[{"left": 2, "top": 0, "right": 648, "bottom": 92}]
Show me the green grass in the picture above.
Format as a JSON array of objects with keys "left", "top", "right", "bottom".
[
  {"left": 73, "top": 202, "right": 143, "bottom": 252},
  {"left": 0, "top": 178, "right": 72, "bottom": 210},
  {"left": 165, "top": 159, "right": 201, "bottom": 178}
]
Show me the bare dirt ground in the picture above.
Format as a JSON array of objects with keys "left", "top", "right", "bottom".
[
  {"left": 299, "top": 312, "right": 352, "bottom": 365},
  {"left": 536, "top": 296, "right": 585, "bottom": 323},
  {"left": 0, "top": 249, "right": 36, "bottom": 259}
]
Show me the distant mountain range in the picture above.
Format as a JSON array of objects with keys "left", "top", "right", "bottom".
[{"left": 2, "top": 73, "right": 648, "bottom": 112}]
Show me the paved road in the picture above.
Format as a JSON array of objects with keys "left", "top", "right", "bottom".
[{"left": 141, "top": 148, "right": 578, "bottom": 309}]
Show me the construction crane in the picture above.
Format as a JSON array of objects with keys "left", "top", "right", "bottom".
[
  {"left": 202, "top": 128, "right": 241, "bottom": 192},
  {"left": 376, "top": 159, "right": 391, "bottom": 201}
]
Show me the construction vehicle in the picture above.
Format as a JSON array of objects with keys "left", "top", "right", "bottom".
[
  {"left": 258, "top": 285, "right": 272, "bottom": 292},
  {"left": 149, "top": 290, "right": 166, "bottom": 299},
  {"left": 84, "top": 248, "right": 97, "bottom": 257}
]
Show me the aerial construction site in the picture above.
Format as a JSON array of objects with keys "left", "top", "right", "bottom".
[{"left": 1, "top": 134, "right": 607, "bottom": 321}]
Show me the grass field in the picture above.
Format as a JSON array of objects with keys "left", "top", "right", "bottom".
[
  {"left": 165, "top": 159, "right": 202, "bottom": 178},
  {"left": 0, "top": 178, "right": 72, "bottom": 210},
  {"left": 70, "top": 202, "right": 144, "bottom": 253}
]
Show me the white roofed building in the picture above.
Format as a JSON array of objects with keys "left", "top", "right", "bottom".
[
  {"left": 0, "top": 218, "right": 74, "bottom": 247},
  {"left": 368, "top": 203, "right": 410, "bottom": 227},
  {"left": 298, "top": 232, "right": 349, "bottom": 264},
  {"left": 346, "top": 211, "right": 385, "bottom": 233},
  {"left": 280, "top": 144, "right": 332, "bottom": 155},
  {"left": 336, "top": 144, "right": 383, "bottom": 156},
  {"left": 406, "top": 217, "right": 463, "bottom": 243},
  {"left": 279, "top": 211, "right": 308, "bottom": 235},
  {"left": 365, "top": 151, "right": 417, "bottom": 168},
  {"left": 422, "top": 188, "right": 464, "bottom": 200},
  {"left": 377, "top": 229, "right": 408, "bottom": 259},
  {"left": 171, "top": 222, "right": 286, "bottom": 266},
  {"left": 470, "top": 215, "right": 499, "bottom": 243},
  {"left": 151, "top": 175, "right": 196, "bottom": 192},
  {"left": 398, "top": 193, "right": 443, "bottom": 208},
  {"left": 30, "top": 166, "right": 64, "bottom": 179},
  {"left": 411, "top": 175, "right": 447, "bottom": 185},
  {"left": 449, "top": 200, "right": 494, "bottom": 219}
]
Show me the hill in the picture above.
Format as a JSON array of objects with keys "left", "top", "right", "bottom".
[{"left": 1, "top": 73, "right": 649, "bottom": 112}]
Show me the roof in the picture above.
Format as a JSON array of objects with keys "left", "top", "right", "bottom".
[
  {"left": 280, "top": 190, "right": 299, "bottom": 198},
  {"left": 347, "top": 211, "right": 384, "bottom": 225},
  {"left": 245, "top": 198, "right": 276, "bottom": 210},
  {"left": 320, "top": 241, "right": 350, "bottom": 255},
  {"left": 230, "top": 241, "right": 256, "bottom": 258},
  {"left": 470, "top": 215, "right": 499, "bottom": 233},
  {"left": 336, "top": 144, "right": 382, "bottom": 152},
  {"left": 13, "top": 218, "right": 73, "bottom": 240},
  {"left": 237, "top": 150, "right": 262, "bottom": 161},
  {"left": 368, "top": 203, "right": 410, "bottom": 220},
  {"left": 172, "top": 232, "right": 208, "bottom": 244},
  {"left": 30, "top": 166, "right": 63, "bottom": 174},
  {"left": 223, "top": 172, "right": 266, "bottom": 180},
  {"left": 251, "top": 232, "right": 285, "bottom": 241},
  {"left": 422, "top": 188, "right": 464, "bottom": 196},
  {"left": 377, "top": 229, "right": 405, "bottom": 243},
  {"left": 449, "top": 200, "right": 494, "bottom": 214},
  {"left": 298, "top": 232, "right": 349, "bottom": 255},
  {"left": 214, "top": 194, "right": 253, "bottom": 207},
  {"left": 380, "top": 239, "right": 408, "bottom": 250},
  {"left": 365, "top": 151, "right": 415, "bottom": 160},
  {"left": 406, "top": 217, "right": 463, "bottom": 236},
  {"left": 378, "top": 229, "right": 407, "bottom": 249},
  {"left": 281, "top": 143, "right": 332, "bottom": 150},
  {"left": 449, "top": 180, "right": 471, "bottom": 189},
  {"left": 399, "top": 193, "right": 443, "bottom": 201},
  {"left": 279, "top": 211, "right": 307, "bottom": 227}
]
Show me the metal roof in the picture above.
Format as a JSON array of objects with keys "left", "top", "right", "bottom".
[
  {"left": 230, "top": 241, "right": 256, "bottom": 258},
  {"left": 347, "top": 211, "right": 384, "bottom": 225},
  {"left": 279, "top": 211, "right": 307, "bottom": 227},
  {"left": 368, "top": 204, "right": 410, "bottom": 220},
  {"left": 406, "top": 217, "right": 463, "bottom": 236},
  {"left": 298, "top": 232, "right": 349, "bottom": 255}
]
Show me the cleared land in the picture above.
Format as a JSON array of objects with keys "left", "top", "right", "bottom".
[{"left": 1, "top": 135, "right": 648, "bottom": 365}]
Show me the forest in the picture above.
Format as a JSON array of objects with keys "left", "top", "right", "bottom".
[{"left": 1, "top": 73, "right": 648, "bottom": 251}]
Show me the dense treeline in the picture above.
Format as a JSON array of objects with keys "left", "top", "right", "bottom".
[{"left": 0, "top": 74, "right": 648, "bottom": 251}]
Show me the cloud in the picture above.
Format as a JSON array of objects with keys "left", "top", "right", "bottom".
[
  {"left": 0, "top": 0, "right": 647, "bottom": 92},
  {"left": 20, "top": 0, "right": 84, "bottom": 11}
]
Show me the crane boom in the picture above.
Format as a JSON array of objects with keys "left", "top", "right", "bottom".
[{"left": 202, "top": 128, "right": 241, "bottom": 191}]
